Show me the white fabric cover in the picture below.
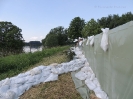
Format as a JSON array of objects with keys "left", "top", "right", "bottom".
[
  {"left": 89, "top": 35, "right": 94, "bottom": 46},
  {"left": 100, "top": 28, "right": 109, "bottom": 52}
]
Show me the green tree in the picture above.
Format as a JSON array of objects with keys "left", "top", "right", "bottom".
[
  {"left": 42, "top": 26, "right": 68, "bottom": 47},
  {"left": 68, "top": 17, "right": 85, "bottom": 39},
  {"left": 45, "top": 33, "right": 58, "bottom": 47},
  {"left": 0, "top": 22, "right": 24, "bottom": 56},
  {"left": 81, "top": 19, "right": 101, "bottom": 38}
]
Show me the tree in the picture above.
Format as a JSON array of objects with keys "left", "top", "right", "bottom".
[
  {"left": 45, "top": 33, "right": 58, "bottom": 47},
  {"left": 81, "top": 19, "right": 101, "bottom": 38},
  {"left": 68, "top": 17, "right": 85, "bottom": 39},
  {"left": 42, "top": 26, "right": 68, "bottom": 47},
  {"left": 0, "top": 21, "right": 24, "bottom": 56}
]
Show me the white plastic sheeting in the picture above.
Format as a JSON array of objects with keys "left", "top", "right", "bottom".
[
  {"left": 0, "top": 57, "right": 86, "bottom": 99},
  {"left": 86, "top": 35, "right": 94, "bottom": 46},
  {"left": 100, "top": 28, "right": 109, "bottom": 52},
  {"left": 73, "top": 47, "right": 108, "bottom": 99}
]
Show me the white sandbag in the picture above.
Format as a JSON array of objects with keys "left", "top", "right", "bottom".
[
  {"left": 51, "top": 67, "right": 58, "bottom": 74},
  {"left": 24, "top": 83, "right": 33, "bottom": 91},
  {"left": 100, "top": 28, "right": 109, "bottom": 52},
  {"left": 25, "top": 76, "right": 36, "bottom": 83},
  {"left": 94, "top": 86, "right": 102, "bottom": 93},
  {"left": 79, "top": 41, "right": 83, "bottom": 46},
  {"left": 84, "top": 61, "right": 89, "bottom": 67},
  {"left": 81, "top": 66, "right": 90, "bottom": 72},
  {"left": 14, "top": 77, "right": 27, "bottom": 84},
  {"left": 44, "top": 73, "right": 58, "bottom": 82},
  {"left": 56, "top": 67, "right": 65, "bottom": 74},
  {"left": 95, "top": 90, "right": 108, "bottom": 99},
  {"left": 24, "top": 71, "right": 30, "bottom": 76},
  {"left": 18, "top": 85, "right": 27, "bottom": 96},
  {"left": 90, "top": 35, "right": 94, "bottom": 46},
  {"left": 17, "top": 73, "right": 27, "bottom": 78},
  {"left": 0, "top": 81, "right": 3, "bottom": 87},
  {"left": 43, "top": 66, "right": 53, "bottom": 71},
  {"left": 5, "top": 91, "right": 16, "bottom": 99},
  {"left": 90, "top": 73, "right": 95, "bottom": 81},
  {"left": 34, "top": 74, "right": 42, "bottom": 80},
  {"left": 2, "top": 78, "right": 10, "bottom": 86},
  {"left": 93, "top": 78, "right": 100, "bottom": 87},
  {"left": 0, "top": 85, "right": 10, "bottom": 93},
  {"left": 82, "top": 38, "right": 86, "bottom": 46},
  {"left": 8, "top": 88, "right": 18, "bottom": 98},
  {"left": 10, "top": 83, "right": 21, "bottom": 89},
  {"left": 85, "top": 79, "right": 96, "bottom": 90},
  {"left": 86, "top": 36, "right": 90, "bottom": 45},
  {"left": 39, "top": 76, "right": 49, "bottom": 83},
  {"left": 30, "top": 67, "right": 42, "bottom": 76},
  {"left": 0, "top": 92, "right": 5, "bottom": 99},
  {"left": 42, "top": 70, "right": 51, "bottom": 77},
  {"left": 38, "top": 65, "right": 47, "bottom": 70},
  {"left": 75, "top": 71, "right": 87, "bottom": 80}
]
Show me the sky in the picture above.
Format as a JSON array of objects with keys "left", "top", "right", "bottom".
[{"left": 0, "top": 0, "right": 133, "bottom": 42}]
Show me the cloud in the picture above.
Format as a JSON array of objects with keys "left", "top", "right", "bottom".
[{"left": 29, "top": 36, "right": 45, "bottom": 41}]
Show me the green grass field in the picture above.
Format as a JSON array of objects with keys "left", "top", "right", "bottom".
[{"left": 0, "top": 46, "right": 69, "bottom": 80}]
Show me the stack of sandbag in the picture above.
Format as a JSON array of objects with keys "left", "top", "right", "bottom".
[{"left": 0, "top": 57, "right": 86, "bottom": 99}]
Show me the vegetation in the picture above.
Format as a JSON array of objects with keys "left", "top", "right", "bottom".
[
  {"left": 0, "top": 22, "right": 24, "bottom": 56},
  {"left": 68, "top": 17, "right": 85, "bottom": 39},
  {"left": 81, "top": 12, "right": 133, "bottom": 37},
  {"left": 42, "top": 26, "right": 69, "bottom": 48},
  {"left": 42, "top": 12, "right": 133, "bottom": 48},
  {"left": 81, "top": 18, "right": 101, "bottom": 38},
  {"left": 0, "top": 46, "right": 69, "bottom": 80}
]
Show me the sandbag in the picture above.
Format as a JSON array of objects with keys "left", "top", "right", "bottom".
[
  {"left": 90, "top": 35, "right": 94, "bottom": 46},
  {"left": 51, "top": 67, "right": 58, "bottom": 74},
  {"left": 90, "top": 73, "right": 95, "bottom": 81},
  {"left": 8, "top": 88, "right": 20, "bottom": 98},
  {"left": 85, "top": 79, "right": 96, "bottom": 90},
  {"left": 79, "top": 41, "right": 83, "bottom": 46},
  {"left": 30, "top": 67, "right": 42, "bottom": 76},
  {"left": 44, "top": 73, "right": 58, "bottom": 82},
  {"left": 0, "top": 85, "right": 10, "bottom": 93},
  {"left": 18, "top": 85, "right": 27, "bottom": 96},
  {"left": 5, "top": 91, "right": 16, "bottom": 99},
  {"left": 2, "top": 78, "right": 10, "bottom": 86},
  {"left": 34, "top": 74, "right": 42, "bottom": 80},
  {"left": 25, "top": 76, "right": 36, "bottom": 83},
  {"left": 86, "top": 36, "right": 90, "bottom": 45},
  {"left": 100, "top": 28, "right": 109, "bottom": 52},
  {"left": 75, "top": 71, "right": 88, "bottom": 80},
  {"left": 93, "top": 78, "right": 100, "bottom": 87},
  {"left": 14, "top": 77, "right": 27, "bottom": 84},
  {"left": 41, "top": 70, "right": 51, "bottom": 77}
]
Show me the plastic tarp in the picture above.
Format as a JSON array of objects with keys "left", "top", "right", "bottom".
[
  {"left": 75, "top": 21, "right": 133, "bottom": 99},
  {"left": 71, "top": 47, "right": 108, "bottom": 99}
]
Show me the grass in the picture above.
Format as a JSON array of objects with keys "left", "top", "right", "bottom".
[
  {"left": 0, "top": 46, "right": 69, "bottom": 80},
  {"left": 19, "top": 50, "right": 82, "bottom": 99}
]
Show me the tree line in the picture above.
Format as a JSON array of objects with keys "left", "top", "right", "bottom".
[
  {"left": 0, "top": 22, "right": 24, "bottom": 56},
  {"left": 0, "top": 12, "right": 133, "bottom": 56}
]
